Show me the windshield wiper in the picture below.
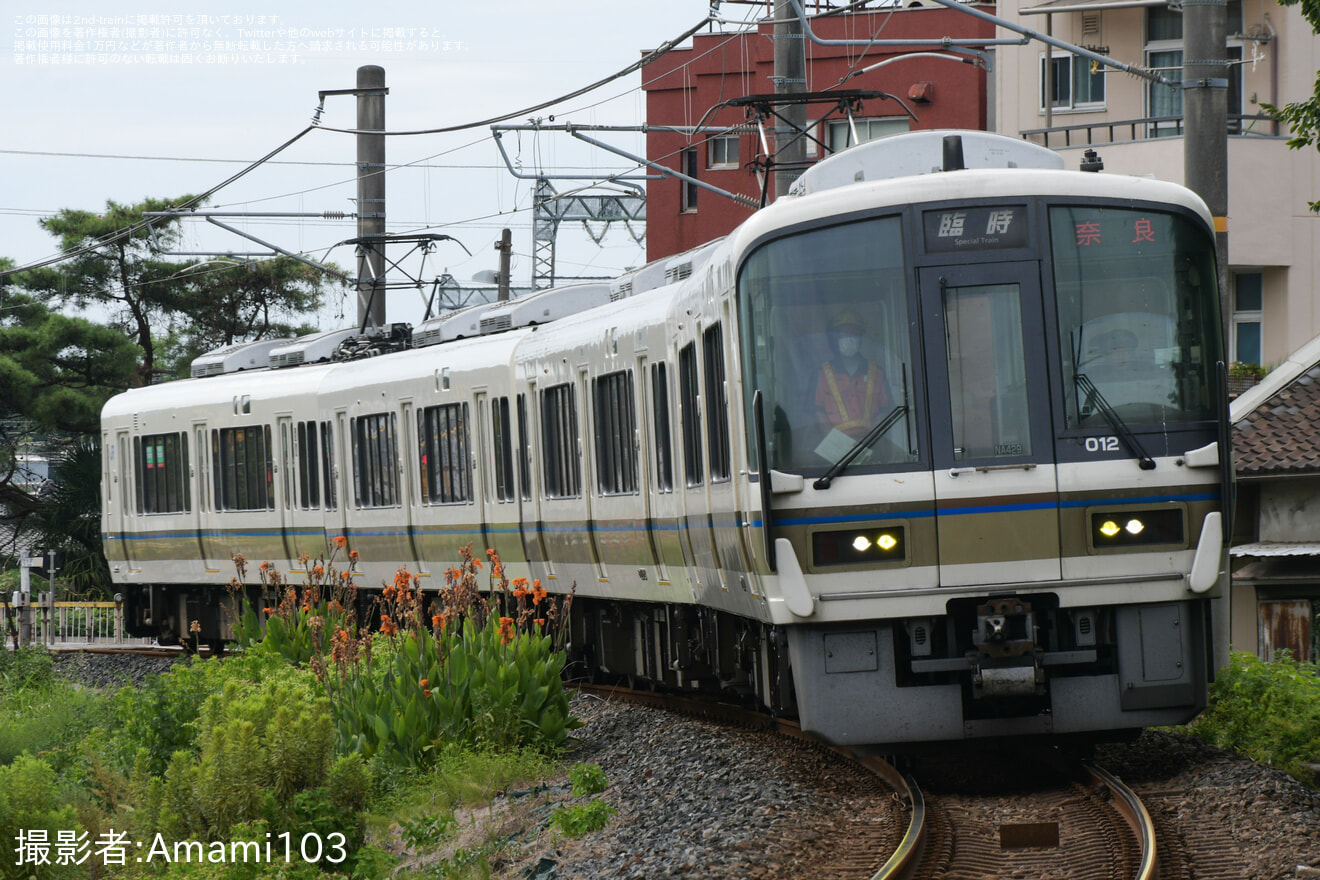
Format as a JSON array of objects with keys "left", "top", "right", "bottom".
[
  {"left": 814, "top": 404, "right": 908, "bottom": 490},
  {"left": 1074, "top": 372, "right": 1156, "bottom": 470}
]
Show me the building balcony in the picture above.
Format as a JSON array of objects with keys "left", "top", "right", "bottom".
[{"left": 1019, "top": 113, "right": 1281, "bottom": 149}]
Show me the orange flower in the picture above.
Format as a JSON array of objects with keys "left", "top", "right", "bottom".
[
  {"left": 513, "top": 584, "right": 529, "bottom": 600},
  {"left": 379, "top": 613, "right": 397, "bottom": 637},
  {"left": 334, "top": 535, "right": 348, "bottom": 549},
  {"left": 534, "top": 618, "right": 546, "bottom": 627},
  {"left": 423, "top": 688, "right": 432, "bottom": 698},
  {"left": 348, "top": 549, "right": 359, "bottom": 563},
  {"left": 532, "top": 582, "right": 548, "bottom": 605},
  {"left": 419, "top": 678, "right": 429, "bottom": 688},
  {"left": 498, "top": 616, "right": 515, "bottom": 644}
]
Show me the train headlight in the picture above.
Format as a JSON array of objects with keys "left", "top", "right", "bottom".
[
  {"left": 813, "top": 526, "right": 906, "bottom": 567},
  {"left": 1090, "top": 509, "right": 1184, "bottom": 549}
]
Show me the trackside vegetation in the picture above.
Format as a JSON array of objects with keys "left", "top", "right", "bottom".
[
  {"left": 1184, "top": 650, "right": 1320, "bottom": 782},
  {"left": 0, "top": 544, "right": 602, "bottom": 880}
]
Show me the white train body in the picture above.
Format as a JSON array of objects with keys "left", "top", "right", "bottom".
[{"left": 102, "top": 132, "right": 1229, "bottom": 746}]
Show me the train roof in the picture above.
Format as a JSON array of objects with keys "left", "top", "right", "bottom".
[
  {"left": 314, "top": 326, "right": 531, "bottom": 397},
  {"left": 101, "top": 361, "right": 338, "bottom": 421}
]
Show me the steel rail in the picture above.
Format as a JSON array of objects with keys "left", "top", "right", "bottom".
[
  {"left": 851, "top": 755, "right": 925, "bottom": 880},
  {"left": 1086, "top": 763, "right": 1158, "bottom": 880}
]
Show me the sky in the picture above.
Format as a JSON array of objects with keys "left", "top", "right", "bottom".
[{"left": 3, "top": 1, "right": 757, "bottom": 329}]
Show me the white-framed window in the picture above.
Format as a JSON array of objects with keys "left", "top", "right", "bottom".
[
  {"left": 1231, "top": 271, "right": 1263, "bottom": 365},
  {"left": 707, "top": 135, "right": 739, "bottom": 169},
  {"left": 1145, "top": 2, "right": 1244, "bottom": 137},
  {"left": 825, "top": 116, "right": 910, "bottom": 154},
  {"left": 1039, "top": 51, "right": 1106, "bottom": 112}
]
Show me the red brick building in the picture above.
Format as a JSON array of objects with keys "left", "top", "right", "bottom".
[{"left": 641, "top": 5, "right": 996, "bottom": 260}]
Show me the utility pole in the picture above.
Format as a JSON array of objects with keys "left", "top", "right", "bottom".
[
  {"left": 496, "top": 228, "right": 513, "bottom": 302},
  {"left": 1183, "top": 2, "right": 1230, "bottom": 348},
  {"left": 773, "top": 0, "right": 807, "bottom": 199},
  {"left": 356, "top": 65, "right": 387, "bottom": 329}
]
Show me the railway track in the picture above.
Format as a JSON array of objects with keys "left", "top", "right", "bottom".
[
  {"left": 896, "top": 750, "right": 1163, "bottom": 880},
  {"left": 574, "top": 683, "right": 1164, "bottom": 880}
]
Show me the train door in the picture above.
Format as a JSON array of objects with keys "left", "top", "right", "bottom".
[
  {"left": 516, "top": 391, "right": 550, "bottom": 574},
  {"left": 398, "top": 401, "right": 426, "bottom": 575},
  {"left": 276, "top": 415, "right": 298, "bottom": 563},
  {"left": 333, "top": 411, "right": 351, "bottom": 544},
  {"left": 471, "top": 393, "right": 493, "bottom": 557},
  {"left": 918, "top": 262, "right": 1062, "bottom": 587},
  {"left": 111, "top": 428, "right": 137, "bottom": 571},
  {"left": 193, "top": 423, "right": 220, "bottom": 573},
  {"left": 638, "top": 357, "right": 674, "bottom": 584},
  {"left": 678, "top": 338, "right": 722, "bottom": 593}
]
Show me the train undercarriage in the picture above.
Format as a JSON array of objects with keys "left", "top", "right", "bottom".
[{"left": 123, "top": 580, "right": 1210, "bottom": 747}]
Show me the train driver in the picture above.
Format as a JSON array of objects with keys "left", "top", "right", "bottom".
[{"left": 814, "top": 310, "right": 889, "bottom": 448}]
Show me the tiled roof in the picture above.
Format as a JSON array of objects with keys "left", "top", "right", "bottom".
[{"left": 1233, "top": 364, "right": 1320, "bottom": 477}]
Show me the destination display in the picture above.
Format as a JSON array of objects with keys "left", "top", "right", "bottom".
[{"left": 923, "top": 205, "right": 1029, "bottom": 253}]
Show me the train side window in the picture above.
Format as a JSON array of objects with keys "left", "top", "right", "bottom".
[
  {"left": 296, "top": 421, "right": 320, "bottom": 509},
  {"left": 651, "top": 363, "right": 674, "bottom": 492},
  {"left": 418, "top": 404, "right": 470, "bottom": 505},
  {"left": 593, "top": 369, "right": 638, "bottom": 495},
  {"left": 541, "top": 383, "right": 582, "bottom": 498},
  {"left": 352, "top": 412, "right": 401, "bottom": 508},
  {"left": 703, "top": 324, "right": 731, "bottom": 482},
  {"left": 320, "top": 420, "right": 337, "bottom": 511},
  {"left": 517, "top": 394, "right": 533, "bottom": 502},
  {"left": 133, "top": 432, "right": 190, "bottom": 514},
  {"left": 679, "top": 342, "right": 704, "bottom": 487},
  {"left": 491, "top": 397, "right": 516, "bottom": 503},
  {"left": 212, "top": 425, "right": 274, "bottom": 511}
]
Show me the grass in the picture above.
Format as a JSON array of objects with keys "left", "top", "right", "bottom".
[{"left": 368, "top": 745, "right": 564, "bottom": 880}]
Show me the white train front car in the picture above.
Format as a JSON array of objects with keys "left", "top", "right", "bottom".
[{"left": 101, "top": 131, "right": 1229, "bottom": 747}]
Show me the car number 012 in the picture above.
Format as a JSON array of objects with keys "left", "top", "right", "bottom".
[{"left": 1084, "top": 436, "right": 1120, "bottom": 453}]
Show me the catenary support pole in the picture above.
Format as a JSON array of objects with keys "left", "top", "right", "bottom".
[
  {"left": 356, "top": 65, "right": 387, "bottom": 329},
  {"left": 774, "top": 0, "right": 807, "bottom": 199},
  {"left": 1183, "top": 0, "right": 1230, "bottom": 357}
]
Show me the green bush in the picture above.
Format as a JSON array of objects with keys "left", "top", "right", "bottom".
[
  {"left": 0, "top": 680, "right": 112, "bottom": 769},
  {"left": 157, "top": 671, "right": 336, "bottom": 840},
  {"left": 550, "top": 799, "right": 617, "bottom": 837},
  {"left": 0, "top": 755, "right": 82, "bottom": 880},
  {"left": 567, "top": 763, "right": 609, "bottom": 797},
  {"left": 0, "top": 644, "right": 55, "bottom": 693},
  {"left": 1187, "top": 651, "right": 1320, "bottom": 781}
]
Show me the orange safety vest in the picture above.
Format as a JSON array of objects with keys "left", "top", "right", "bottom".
[{"left": 817, "top": 361, "right": 886, "bottom": 435}]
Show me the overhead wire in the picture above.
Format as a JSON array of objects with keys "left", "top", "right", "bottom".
[
  {"left": 1, "top": 14, "right": 723, "bottom": 281},
  {"left": 312, "top": 16, "right": 717, "bottom": 137}
]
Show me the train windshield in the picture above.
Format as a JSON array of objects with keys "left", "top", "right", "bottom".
[
  {"left": 738, "top": 215, "right": 919, "bottom": 474},
  {"left": 1050, "top": 206, "right": 1222, "bottom": 429}
]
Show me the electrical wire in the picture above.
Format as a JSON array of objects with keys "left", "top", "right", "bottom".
[
  {"left": 313, "top": 16, "right": 716, "bottom": 137},
  {"left": 0, "top": 125, "right": 317, "bottom": 280}
]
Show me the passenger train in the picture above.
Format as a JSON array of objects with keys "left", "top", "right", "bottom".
[{"left": 101, "top": 131, "right": 1230, "bottom": 747}]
